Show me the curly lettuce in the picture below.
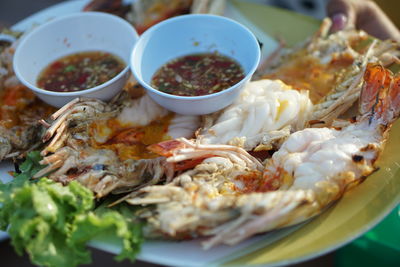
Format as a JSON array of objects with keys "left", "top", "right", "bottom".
[{"left": 0, "top": 151, "right": 143, "bottom": 267}]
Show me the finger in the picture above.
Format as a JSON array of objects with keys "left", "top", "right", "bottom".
[
  {"left": 326, "top": 0, "right": 356, "bottom": 31},
  {"left": 331, "top": 13, "right": 347, "bottom": 32}
]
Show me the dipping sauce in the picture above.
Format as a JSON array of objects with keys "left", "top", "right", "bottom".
[
  {"left": 37, "top": 51, "right": 125, "bottom": 92},
  {"left": 151, "top": 52, "right": 245, "bottom": 96}
]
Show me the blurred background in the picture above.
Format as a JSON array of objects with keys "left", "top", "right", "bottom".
[
  {"left": 0, "top": 0, "right": 398, "bottom": 267},
  {"left": 1, "top": 0, "right": 399, "bottom": 27}
]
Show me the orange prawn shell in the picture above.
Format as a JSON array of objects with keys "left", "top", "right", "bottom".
[
  {"left": 89, "top": 114, "right": 174, "bottom": 161},
  {"left": 0, "top": 84, "right": 55, "bottom": 129}
]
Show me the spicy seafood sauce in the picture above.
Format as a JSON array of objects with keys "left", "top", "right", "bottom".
[
  {"left": 151, "top": 52, "right": 245, "bottom": 96},
  {"left": 37, "top": 51, "right": 125, "bottom": 92}
]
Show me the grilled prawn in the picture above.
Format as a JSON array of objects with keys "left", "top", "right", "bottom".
[
  {"left": 36, "top": 85, "right": 200, "bottom": 197},
  {"left": 258, "top": 18, "right": 399, "bottom": 127},
  {"left": 126, "top": 64, "right": 400, "bottom": 248},
  {"left": 84, "top": 0, "right": 226, "bottom": 34},
  {"left": 0, "top": 32, "right": 55, "bottom": 161},
  {"left": 199, "top": 79, "right": 313, "bottom": 151}
]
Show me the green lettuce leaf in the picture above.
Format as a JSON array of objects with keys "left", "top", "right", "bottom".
[
  {"left": 91, "top": 199, "right": 143, "bottom": 261},
  {"left": 0, "top": 152, "right": 143, "bottom": 267},
  {"left": 2, "top": 178, "right": 95, "bottom": 267}
]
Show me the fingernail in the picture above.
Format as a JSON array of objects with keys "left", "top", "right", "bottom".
[{"left": 331, "top": 13, "right": 347, "bottom": 32}]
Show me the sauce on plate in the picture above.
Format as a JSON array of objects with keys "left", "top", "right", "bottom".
[
  {"left": 37, "top": 51, "right": 125, "bottom": 92},
  {"left": 151, "top": 52, "right": 245, "bottom": 96}
]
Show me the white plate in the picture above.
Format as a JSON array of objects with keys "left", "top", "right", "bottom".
[{"left": 1, "top": 1, "right": 291, "bottom": 266}]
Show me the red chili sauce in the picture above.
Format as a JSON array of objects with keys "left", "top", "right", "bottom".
[
  {"left": 151, "top": 52, "right": 245, "bottom": 96},
  {"left": 37, "top": 51, "right": 125, "bottom": 92}
]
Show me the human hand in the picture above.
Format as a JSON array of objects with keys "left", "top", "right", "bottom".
[{"left": 327, "top": 0, "right": 400, "bottom": 41}]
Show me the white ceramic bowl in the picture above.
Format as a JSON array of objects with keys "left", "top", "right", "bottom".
[
  {"left": 131, "top": 14, "right": 260, "bottom": 115},
  {"left": 13, "top": 12, "right": 139, "bottom": 108}
]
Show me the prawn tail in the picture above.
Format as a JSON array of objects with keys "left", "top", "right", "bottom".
[{"left": 359, "top": 63, "right": 400, "bottom": 126}]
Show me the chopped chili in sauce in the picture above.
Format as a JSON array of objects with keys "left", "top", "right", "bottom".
[
  {"left": 151, "top": 52, "right": 245, "bottom": 96},
  {"left": 37, "top": 51, "right": 125, "bottom": 92}
]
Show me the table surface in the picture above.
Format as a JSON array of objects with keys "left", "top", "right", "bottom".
[{"left": 0, "top": 1, "right": 336, "bottom": 266}]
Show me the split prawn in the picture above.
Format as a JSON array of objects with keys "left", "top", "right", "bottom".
[
  {"left": 258, "top": 18, "right": 400, "bottom": 127},
  {"left": 0, "top": 32, "right": 55, "bottom": 161},
  {"left": 198, "top": 79, "right": 313, "bottom": 151},
  {"left": 37, "top": 85, "right": 200, "bottom": 197},
  {"left": 84, "top": 0, "right": 226, "bottom": 34},
  {"left": 125, "top": 63, "right": 400, "bottom": 248}
]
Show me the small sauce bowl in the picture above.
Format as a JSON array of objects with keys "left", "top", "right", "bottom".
[
  {"left": 13, "top": 12, "right": 139, "bottom": 108},
  {"left": 130, "top": 14, "right": 261, "bottom": 115}
]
